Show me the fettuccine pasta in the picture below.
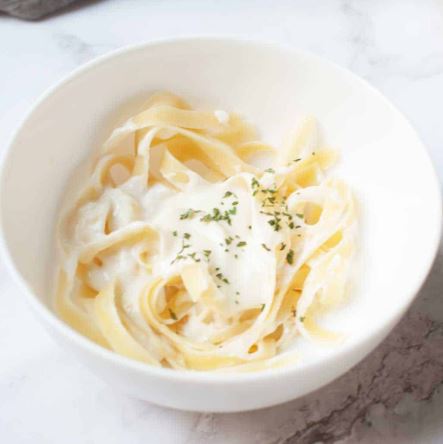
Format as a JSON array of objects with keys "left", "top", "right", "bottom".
[{"left": 55, "top": 92, "right": 357, "bottom": 371}]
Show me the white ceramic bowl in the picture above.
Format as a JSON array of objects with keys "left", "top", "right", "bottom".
[{"left": 1, "top": 38, "right": 441, "bottom": 413}]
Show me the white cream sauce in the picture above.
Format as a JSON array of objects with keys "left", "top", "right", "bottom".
[{"left": 85, "top": 171, "right": 292, "bottom": 323}]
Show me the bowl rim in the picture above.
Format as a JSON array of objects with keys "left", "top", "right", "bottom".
[{"left": 0, "top": 36, "right": 441, "bottom": 384}]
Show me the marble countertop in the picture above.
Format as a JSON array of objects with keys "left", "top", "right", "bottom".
[{"left": 1, "top": 1, "right": 443, "bottom": 442}]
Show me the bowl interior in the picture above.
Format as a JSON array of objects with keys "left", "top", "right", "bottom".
[{"left": 1, "top": 39, "right": 441, "bottom": 367}]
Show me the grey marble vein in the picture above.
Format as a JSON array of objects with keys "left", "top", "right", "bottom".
[
  {"left": 0, "top": 0, "right": 78, "bottom": 20},
  {"left": 281, "top": 313, "right": 443, "bottom": 443},
  {"left": 53, "top": 32, "right": 100, "bottom": 65},
  {"left": 341, "top": 0, "right": 443, "bottom": 82}
]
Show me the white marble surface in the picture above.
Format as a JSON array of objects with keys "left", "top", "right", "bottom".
[{"left": 1, "top": 0, "right": 443, "bottom": 442}]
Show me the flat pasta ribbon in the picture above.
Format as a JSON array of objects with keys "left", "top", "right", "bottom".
[{"left": 55, "top": 92, "right": 357, "bottom": 371}]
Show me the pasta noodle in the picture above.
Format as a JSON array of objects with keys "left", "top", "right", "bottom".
[{"left": 55, "top": 92, "right": 357, "bottom": 371}]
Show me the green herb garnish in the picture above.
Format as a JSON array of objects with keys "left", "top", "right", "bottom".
[
  {"left": 215, "top": 272, "right": 230, "bottom": 284},
  {"left": 225, "top": 236, "right": 234, "bottom": 245},
  {"left": 171, "top": 233, "right": 192, "bottom": 264},
  {"left": 188, "top": 252, "right": 200, "bottom": 262},
  {"left": 179, "top": 208, "right": 201, "bottom": 220}
]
